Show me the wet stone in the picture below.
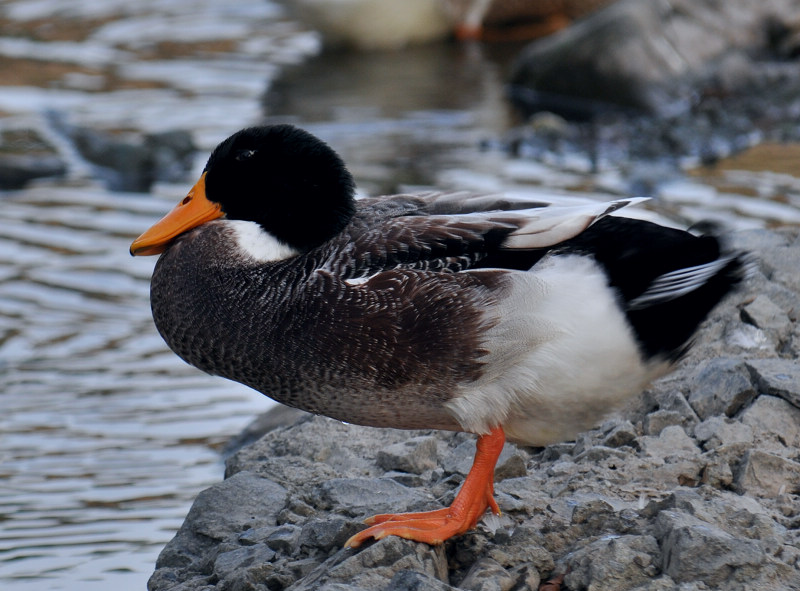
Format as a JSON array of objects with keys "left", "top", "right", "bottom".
[{"left": 69, "top": 126, "right": 195, "bottom": 192}]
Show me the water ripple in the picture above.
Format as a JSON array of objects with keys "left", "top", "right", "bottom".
[{"left": 0, "top": 185, "right": 271, "bottom": 591}]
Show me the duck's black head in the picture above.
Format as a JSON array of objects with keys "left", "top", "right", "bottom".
[{"left": 204, "top": 125, "right": 357, "bottom": 252}]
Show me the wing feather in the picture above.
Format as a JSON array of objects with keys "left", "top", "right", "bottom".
[{"left": 324, "top": 193, "right": 647, "bottom": 278}]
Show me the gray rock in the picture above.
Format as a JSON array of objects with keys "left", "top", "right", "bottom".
[
  {"left": 262, "top": 524, "right": 301, "bottom": 554},
  {"left": 294, "top": 537, "right": 447, "bottom": 591},
  {"left": 67, "top": 125, "right": 195, "bottom": 192},
  {"left": 741, "top": 295, "right": 793, "bottom": 341},
  {"left": 314, "top": 477, "right": 436, "bottom": 518},
  {"left": 457, "top": 557, "right": 515, "bottom": 591},
  {"left": 735, "top": 450, "right": 800, "bottom": 497},
  {"left": 212, "top": 544, "right": 275, "bottom": 582},
  {"left": 602, "top": 420, "right": 639, "bottom": 448},
  {"left": 0, "top": 127, "right": 67, "bottom": 189},
  {"left": 739, "top": 395, "right": 800, "bottom": 448},
  {"left": 564, "top": 535, "right": 660, "bottom": 591},
  {"left": 510, "top": 0, "right": 800, "bottom": 115},
  {"left": 654, "top": 510, "right": 765, "bottom": 586},
  {"left": 642, "top": 410, "right": 685, "bottom": 436},
  {"left": 746, "top": 357, "right": 800, "bottom": 409},
  {"left": 0, "top": 153, "right": 67, "bottom": 189},
  {"left": 644, "top": 389, "right": 699, "bottom": 425},
  {"left": 377, "top": 436, "right": 440, "bottom": 474},
  {"left": 688, "top": 358, "right": 757, "bottom": 419},
  {"left": 640, "top": 425, "right": 699, "bottom": 459},
  {"left": 493, "top": 450, "right": 528, "bottom": 481},
  {"left": 701, "top": 454, "right": 734, "bottom": 489},
  {"left": 298, "top": 517, "right": 360, "bottom": 553},
  {"left": 384, "top": 570, "right": 457, "bottom": 591},
  {"left": 693, "top": 416, "right": 753, "bottom": 450},
  {"left": 760, "top": 243, "right": 800, "bottom": 293},
  {"left": 223, "top": 404, "right": 310, "bottom": 457},
  {"left": 152, "top": 471, "right": 288, "bottom": 572}
]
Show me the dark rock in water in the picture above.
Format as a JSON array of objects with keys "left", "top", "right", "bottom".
[
  {"left": 69, "top": 126, "right": 196, "bottom": 192},
  {"left": 506, "top": 0, "right": 800, "bottom": 174},
  {"left": 0, "top": 128, "right": 67, "bottom": 189},
  {"left": 149, "top": 229, "right": 800, "bottom": 591},
  {"left": 510, "top": 0, "right": 800, "bottom": 117}
]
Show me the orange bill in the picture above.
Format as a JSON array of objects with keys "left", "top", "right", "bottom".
[{"left": 130, "top": 172, "right": 224, "bottom": 256}]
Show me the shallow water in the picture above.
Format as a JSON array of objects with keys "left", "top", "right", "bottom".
[{"left": 2, "top": 1, "right": 800, "bottom": 590}]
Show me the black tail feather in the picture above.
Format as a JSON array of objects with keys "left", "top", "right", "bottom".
[{"left": 558, "top": 216, "right": 748, "bottom": 361}]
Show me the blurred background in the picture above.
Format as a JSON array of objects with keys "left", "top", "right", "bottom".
[{"left": 1, "top": 0, "right": 799, "bottom": 589}]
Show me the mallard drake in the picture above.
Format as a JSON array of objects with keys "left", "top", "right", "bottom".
[{"left": 130, "top": 125, "right": 746, "bottom": 547}]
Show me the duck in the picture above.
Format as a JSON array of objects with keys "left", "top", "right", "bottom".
[
  {"left": 286, "top": 0, "right": 454, "bottom": 50},
  {"left": 285, "top": 0, "right": 617, "bottom": 49},
  {"left": 130, "top": 124, "right": 746, "bottom": 548}
]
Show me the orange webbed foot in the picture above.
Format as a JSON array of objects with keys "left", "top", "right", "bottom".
[{"left": 346, "top": 426, "right": 505, "bottom": 548}]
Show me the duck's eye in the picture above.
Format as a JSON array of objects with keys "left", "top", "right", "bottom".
[{"left": 236, "top": 149, "right": 257, "bottom": 161}]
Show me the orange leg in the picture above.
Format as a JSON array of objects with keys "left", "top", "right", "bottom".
[{"left": 346, "top": 426, "right": 505, "bottom": 547}]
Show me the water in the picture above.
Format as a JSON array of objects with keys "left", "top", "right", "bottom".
[
  {"left": 0, "top": 185, "right": 271, "bottom": 590},
  {"left": 2, "top": 1, "right": 800, "bottom": 590}
]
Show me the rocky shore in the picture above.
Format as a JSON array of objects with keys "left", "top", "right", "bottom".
[{"left": 147, "top": 227, "right": 800, "bottom": 591}]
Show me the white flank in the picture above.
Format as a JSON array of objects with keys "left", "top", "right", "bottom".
[
  {"left": 228, "top": 220, "right": 299, "bottom": 262},
  {"left": 447, "top": 255, "right": 669, "bottom": 446}
]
